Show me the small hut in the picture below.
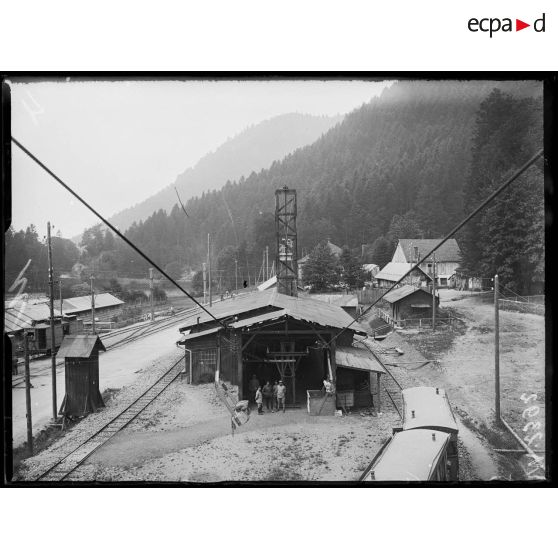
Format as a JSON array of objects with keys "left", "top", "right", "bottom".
[{"left": 57, "top": 334, "right": 106, "bottom": 418}]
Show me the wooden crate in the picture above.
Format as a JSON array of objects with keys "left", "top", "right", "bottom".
[{"left": 307, "top": 390, "right": 336, "bottom": 416}]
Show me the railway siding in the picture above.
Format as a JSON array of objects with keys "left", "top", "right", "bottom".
[{"left": 15, "top": 351, "right": 185, "bottom": 481}]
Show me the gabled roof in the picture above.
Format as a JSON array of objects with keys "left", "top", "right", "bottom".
[
  {"left": 178, "top": 290, "right": 366, "bottom": 334},
  {"left": 398, "top": 239, "right": 461, "bottom": 263},
  {"left": 56, "top": 334, "right": 106, "bottom": 358},
  {"left": 375, "top": 262, "right": 431, "bottom": 283},
  {"left": 383, "top": 285, "right": 436, "bottom": 304},
  {"left": 61, "top": 293, "right": 125, "bottom": 314},
  {"left": 5, "top": 303, "right": 63, "bottom": 333}
]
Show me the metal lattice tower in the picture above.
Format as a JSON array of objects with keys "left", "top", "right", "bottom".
[{"left": 275, "top": 186, "right": 298, "bottom": 297}]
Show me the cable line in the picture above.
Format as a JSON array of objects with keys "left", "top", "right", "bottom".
[
  {"left": 328, "top": 148, "right": 544, "bottom": 346},
  {"left": 11, "top": 137, "right": 230, "bottom": 330}
]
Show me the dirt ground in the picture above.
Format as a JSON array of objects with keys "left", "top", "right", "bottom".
[
  {"left": 15, "top": 288, "right": 545, "bottom": 484},
  {"left": 393, "top": 290, "right": 546, "bottom": 480},
  {"left": 16, "top": 373, "right": 399, "bottom": 482}
]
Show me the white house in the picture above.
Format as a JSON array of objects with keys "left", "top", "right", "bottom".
[{"left": 391, "top": 238, "right": 462, "bottom": 287}]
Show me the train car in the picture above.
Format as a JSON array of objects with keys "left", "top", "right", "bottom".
[
  {"left": 400, "top": 386, "right": 459, "bottom": 480},
  {"left": 360, "top": 429, "right": 451, "bottom": 481},
  {"left": 10, "top": 316, "right": 84, "bottom": 358}
]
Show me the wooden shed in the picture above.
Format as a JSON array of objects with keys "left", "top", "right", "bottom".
[
  {"left": 57, "top": 334, "right": 106, "bottom": 418},
  {"left": 383, "top": 285, "right": 439, "bottom": 324}
]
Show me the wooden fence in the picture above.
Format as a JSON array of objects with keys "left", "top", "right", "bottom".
[
  {"left": 376, "top": 308, "right": 455, "bottom": 329},
  {"left": 358, "top": 288, "right": 391, "bottom": 305},
  {"left": 499, "top": 298, "right": 544, "bottom": 316}
]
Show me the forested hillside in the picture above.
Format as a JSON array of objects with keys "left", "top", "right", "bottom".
[
  {"left": 459, "top": 89, "right": 544, "bottom": 293},
  {"left": 7, "top": 80, "right": 543, "bottom": 296},
  {"left": 100, "top": 80, "right": 542, "bottom": 292},
  {"left": 106, "top": 113, "right": 342, "bottom": 232}
]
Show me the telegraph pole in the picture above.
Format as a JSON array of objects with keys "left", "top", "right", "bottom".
[
  {"left": 90, "top": 274, "right": 96, "bottom": 334},
  {"left": 59, "top": 278, "right": 63, "bottom": 318},
  {"left": 431, "top": 253, "right": 437, "bottom": 331},
  {"left": 47, "top": 222, "right": 57, "bottom": 422},
  {"left": 235, "top": 258, "right": 238, "bottom": 291},
  {"left": 149, "top": 267, "right": 155, "bottom": 322},
  {"left": 208, "top": 233, "right": 212, "bottom": 307},
  {"left": 494, "top": 274, "right": 501, "bottom": 423},
  {"left": 24, "top": 332, "right": 33, "bottom": 455},
  {"left": 265, "top": 245, "right": 269, "bottom": 280},
  {"left": 202, "top": 262, "right": 207, "bottom": 304}
]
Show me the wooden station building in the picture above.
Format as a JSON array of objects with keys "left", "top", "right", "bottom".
[{"left": 177, "top": 291, "right": 385, "bottom": 411}]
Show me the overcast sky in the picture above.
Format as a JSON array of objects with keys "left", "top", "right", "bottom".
[{"left": 9, "top": 79, "right": 392, "bottom": 238}]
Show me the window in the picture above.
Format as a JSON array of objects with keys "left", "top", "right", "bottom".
[{"left": 193, "top": 348, "right": 217, "bottom": 382}]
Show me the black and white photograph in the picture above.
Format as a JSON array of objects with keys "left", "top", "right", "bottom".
[{"left": 3, "top": 76, "right": 548, "bottom": 485}]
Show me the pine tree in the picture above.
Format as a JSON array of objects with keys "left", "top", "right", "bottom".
[
  {"left": 302, "top": 241, "right": 339, "bottom": 292},
  {"left": 370, "top": 236, "right": 393, "bottom": 269},
  {"left": 338, "top": 246, "right": 365, "bottom": 289},
  {"left": 460, "top": 89, "right": 543, "bottom": 293}
]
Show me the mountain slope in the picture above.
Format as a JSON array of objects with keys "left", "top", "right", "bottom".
[
  {"left": 81, "top": 80, "right": 542, "bottom": 293},
  {"left": 108, "top": 113, "right": 342, "bottom": 232}
]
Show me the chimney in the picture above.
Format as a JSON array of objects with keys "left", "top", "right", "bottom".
[
  {"left": 197, "top": 317, "right": 200, "bottom": 325},
  {"left": 432, "top": 433, "right": 436, "bottom": 441}
]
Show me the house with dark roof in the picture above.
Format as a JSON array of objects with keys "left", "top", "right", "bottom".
[{"left": 391, "top": 238, "right": 462, "bottom": 287}]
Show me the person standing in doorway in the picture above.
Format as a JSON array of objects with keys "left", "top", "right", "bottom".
[
  {"left": 272, "top": 380, "right": 279, "bottom": 412},
  {"left": 255, "top": 386, "right": 264, "bottom": 415},
  {"left": 277, "top": 380, "right": 287, "bottom": 413},
  {"left": 262, "top": 381, "right": 273, "bottom": 412},
  {"left": 249, "top": 374, "right": 260, "bottom": 404}
]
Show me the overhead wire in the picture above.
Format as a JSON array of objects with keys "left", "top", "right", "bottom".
[
  {"left": 327, "top": 148, "right": 544, "bottom": 347},
  {"left": 11, "top": 137, "right": 231, "bottom": 331}
]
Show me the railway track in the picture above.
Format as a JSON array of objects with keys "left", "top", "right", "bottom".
[
  {"left": 34, "top": 355, "right": 185, "bottom": 482},
  {"left": 11, "top": 306, "right": 199, "bottom": 388}
]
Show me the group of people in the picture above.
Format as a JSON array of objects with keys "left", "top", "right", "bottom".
[{"left": 249, "top": 375, "right": 287, "bottom": 415}]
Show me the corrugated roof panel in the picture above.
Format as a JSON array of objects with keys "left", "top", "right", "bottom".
[
  {"left": 178, "top": 290, "right": 366, "bottom": 334},
  {"left": 4, "top": 303, "right": 63, "bottom": 333},
  {"left": 177, "top": 326, "right": 223, "bottom": 344},
  {"left": 230, "top": 310, "right": 287, "bottom": 329},
  {"left": 335, "top": 346, "right": 385, "bottom": 373},
  {"left": 365, "top": 429, "right": 450, "bottom": 481},
  {"left": 61, "top": 293, "right": 124, "bottom": 314},
  {"left": 383, "top": 285, "right": 432, "bottom": 303},
  {"left": 401, "top": 386, "right": 458, "bottom": 433},
  {"left": 257, "top": 276, "right": 277, "bottom": 291},
  {"left": 56, "top": 334, "right": 106, "bottom": 358}
]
